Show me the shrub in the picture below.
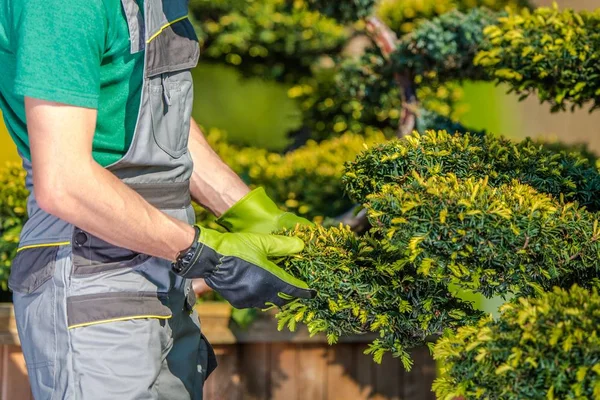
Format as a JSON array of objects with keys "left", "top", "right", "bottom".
[
  {"left": 190, "top": 0, "right": 348, "bottom": 81},
  {"left": 433, "top": 285, "right": 600, "bottom": 400},
  {"left": 0, "top": 164, "right": 28, "bottom": 290},
  {"left": 343, "top": 130, "right": 600, "bottom": 211},
  {"left": 392, "top": 6, "right": 600, "bottom": 111},
  {"left": 391, "top": 8, "right": 498, "bottom": 82},
  {"left": 474, "top": 5, "right": 600, "bottom": 112},
  {"left": 302, "top": 0, "right": 377, "bottom": 23},
  {"left": 290, "top": 51, "right": 402, "bottom": 141},
  {"left": 365, "top": 174, "right": 600, "bottom": 298},
  {"left": 276, "top": 224, "right": 484, "bottom": 368},
  {"left": 209, "top": 128, "right": 387, "bottom": 220},
  {"left": 377, "top": 0, "right": 530, "bottom": 34}
]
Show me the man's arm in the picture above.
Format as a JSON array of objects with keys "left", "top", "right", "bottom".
[
  {"left": 26, "top": 98, "right": 195, "bottom": 261},
  {"left": 188, "top": 118, "right": 250, "bottom": 216}
]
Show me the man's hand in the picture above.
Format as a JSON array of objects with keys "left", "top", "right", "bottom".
[
  {"left": 26, "top": 98, "right": 195, "bottom": 261},
  {"left": 216, "top": 187, "right": 314, "bottom": 234},
  {"left": 173, "top": 226, "right": 316, "bottom": 309}
]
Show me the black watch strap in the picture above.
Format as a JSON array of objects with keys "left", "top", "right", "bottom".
[{"left": 172, "top": 225, "right": 201, "bottom": 275}]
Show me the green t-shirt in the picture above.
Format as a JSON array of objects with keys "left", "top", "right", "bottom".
[{"left": 0, "top": 0, "right": 144, "bottom": 167}]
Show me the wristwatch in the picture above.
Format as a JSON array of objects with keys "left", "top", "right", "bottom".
[{"left": 171, "top": 225, "right": 202, "bottom": 275}]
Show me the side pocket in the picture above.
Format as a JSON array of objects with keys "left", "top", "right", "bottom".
[
  {"left": 71, "top": 228, "right": 150, "bottom": 275},
  {"left": 8, "top": 246, "right": 59, "bottom": 294}
]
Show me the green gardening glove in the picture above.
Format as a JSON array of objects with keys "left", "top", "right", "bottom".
[
  {"left": 217, "top": 187, "right": 314, "bottom": 234},
  {"left": 172, "top": 226, "right": 316, "bottom": 309}
]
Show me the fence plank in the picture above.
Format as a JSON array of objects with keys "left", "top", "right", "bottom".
[
  {"left": 326, "top": 344, "right": 369, "bottom": 400},
  {"left": 240, "top": 343, "right": 270, "bottom": 400},
  {"left": 207, "top": 345, "right": 242, "bottom": 400},
  {"left": 271, "top": 343, "right": 297, "bottom": 400},
  {"left": 297, "top": 344, "right": 327, "bottom": 400},
  {"left": 403, "top": 347, "right": 436, "bottom": 400},
  {"left": 372, "top": 352, "right": 402, "bottom": 400}
]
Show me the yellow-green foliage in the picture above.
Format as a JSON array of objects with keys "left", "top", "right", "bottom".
[
  {"left": 433, "top": 285, "right": 600, "bottom": 400},
  {"left": 474, "top": 5, "right": 600, "bottom": 111},
  {"left": 377, "top": 0, "right": 530, "bottom": 34},
  {"left": 344, "top": 130, "right": 600, "bottom": 212},
  {"left": 0, "top": 164, "right": 28, "bottom": 290},
  {"left": 277, "top": 224, "right": 483, "bottom": 367},
  {"left": 207, "top": 128, "right": 387, "bottom": 220},
  {"left": 190, "top": 0, "right": 348, "bottom": 81},
  {"left": 366, "top": 174, "right": 600, "bottom": 298}
]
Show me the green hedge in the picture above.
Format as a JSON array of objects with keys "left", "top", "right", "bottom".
[
  {"left": 208, "top": 128, "right": 386, "bottom": 221},
  {"left": 303, "top": 0, "right": 376, "bottom": 23},
  {"left": 365, "top": 174, "right": 600, "bottom": 298},
  {"left": 433, "top": 285, "right": 600, "bottom": 400},
  {"left": 343, "top": 130, "right": 600, "bottom": 211}
]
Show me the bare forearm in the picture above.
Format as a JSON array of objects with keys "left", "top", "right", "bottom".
[
  {"left": 26, "top": 99, "right": 195, "bottom": 261},
  {"left": 188, "top": 119, "right": 249, "bottom": 216},
  {"left": 41, "top": 161, "right": 195, "bottom": 261}
]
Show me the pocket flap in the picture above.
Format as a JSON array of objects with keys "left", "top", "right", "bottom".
[
  {"left": 146, "top": 16, "right": 200, "bottom": 77},
  {"left": 8, "top": 246, "right": 59, "bottom": 294},
  {"left": 67, "top": 292, "right": 172, "bottom": 329}
]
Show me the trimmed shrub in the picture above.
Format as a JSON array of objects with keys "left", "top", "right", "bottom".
[
  {"left": 433, "top": 285, "right": 600, "bottom": 400},
  {"left": 474, "top": 5, "right": 600, "bottom": 112},
  {"left": 392, "top": 8, "right": 498, "bottom": 82},
  {"left": 276, "top": 223, "right": 484, "bottom": 368},
  {"left": 343, "top": 130, "right": 600, "bottom": 211},
  {"left": 365, "top": 174, "right": 600, "bottom": 298}
]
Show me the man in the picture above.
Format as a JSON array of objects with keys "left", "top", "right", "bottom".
[{"left": 0, "top": 0, "right": 315, "bottom": 398}]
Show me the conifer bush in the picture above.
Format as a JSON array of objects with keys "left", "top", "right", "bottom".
[
  {"left": 343, "top": 130, "right": 600, "bottom": 211},
  {"left": 276, "top": 223, "right": 484, "bottom": 368},
  {"left": 433, "top": 285, "right": 600, "bottom": 400},
  {"left": 377, "top": 0, "right": 530, "bottom": 34}
]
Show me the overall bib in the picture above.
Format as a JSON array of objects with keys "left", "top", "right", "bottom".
[{"left": 8, "top": 0, "right": 217, "bottom": 398}]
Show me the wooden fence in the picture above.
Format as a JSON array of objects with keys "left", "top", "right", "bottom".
[{"left": 0, "top": 304, "right": 437, "bottom": 400}]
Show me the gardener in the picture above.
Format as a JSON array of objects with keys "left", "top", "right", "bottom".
[{"left": 0, "top": 0, "right": 315, "bottom": 398}]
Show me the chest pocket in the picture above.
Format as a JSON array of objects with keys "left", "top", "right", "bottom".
[{"left": 146, "top": 14, "right": 200, "bottom": 158}]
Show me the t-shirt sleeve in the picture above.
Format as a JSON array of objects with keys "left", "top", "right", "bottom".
[{"left": 13, "top": 0, "right": 107, "bottom": 109}]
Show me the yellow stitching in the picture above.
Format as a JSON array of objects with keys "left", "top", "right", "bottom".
[
  {"left": 146, "top": 16, "right": 188, "bottom": 43},
  {"left": 17, "top": 242, "right": 71, "bottom": 253},
  {"left": 68, "top": 315, "right": 172, "bottom": 330}
]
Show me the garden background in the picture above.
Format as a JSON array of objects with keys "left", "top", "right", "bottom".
[{"left": 1, "top": 0, "right": 600, "bottom": 399}]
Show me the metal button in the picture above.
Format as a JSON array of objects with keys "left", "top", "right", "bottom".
[{"left": 74, "top": 231, "right": 88, "bottom": 247}]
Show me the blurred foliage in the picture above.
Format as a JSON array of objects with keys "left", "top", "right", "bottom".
[
  {"left": 276, "top": 223, "right": 483, "bottom": 368},
  {"left": 205, "top": 128, "right": 386, "bottom": 220},
  {"left": 0, "top": 164, "right": 28, "bottom": 290},
  {"left": 433, "top": 285, "right": 600, "bottom": 400},
  {"left": 475, "top": 5, "right": 600, "bottom": 112},
  {"left": 392, "top": 8, "right": 498, "bottom": 82},
  {"left": 289, "top": 51, "right": 402, "bottom": 141},
  {"left": 376, "top": 0, "right": 530, "bottom": 34},
  {"left": 190, "top": 0, "right": 348, "bottom": 82},
  {"left": 302, "top": 0, "right": 377, "bottom": 23},
  {"left": 344, "top": 130, "right": 600, "bottom": 211}
]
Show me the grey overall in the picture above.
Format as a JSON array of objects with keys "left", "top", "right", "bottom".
[{"left": 8, "top": 0, "right": 217, "bottom": 398}]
